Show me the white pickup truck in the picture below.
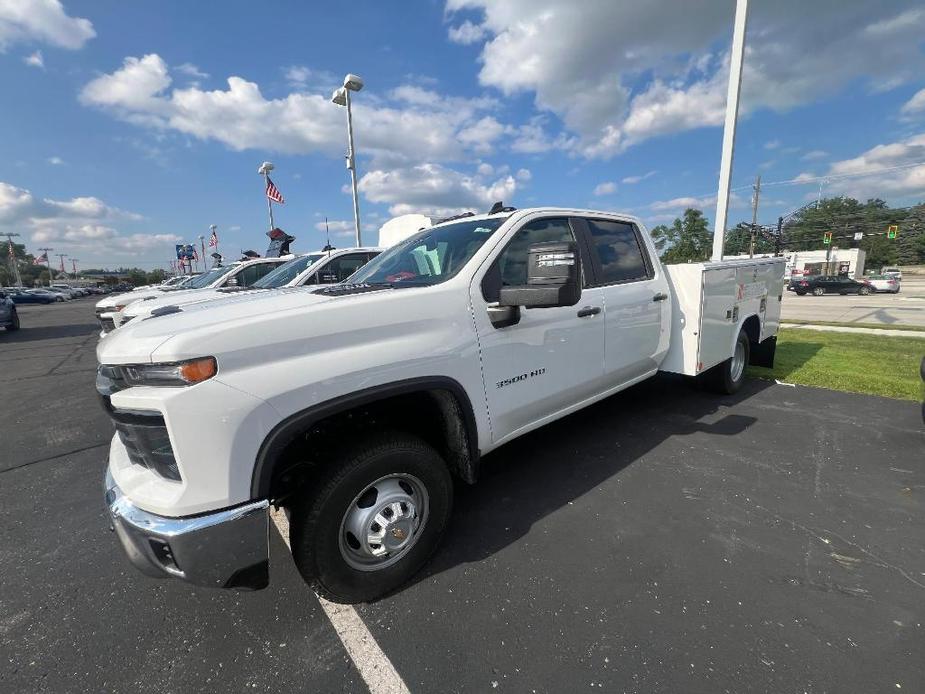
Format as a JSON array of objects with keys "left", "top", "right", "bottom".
[{"left": 99, "top": 207, "right": 783, "bottom": 603}]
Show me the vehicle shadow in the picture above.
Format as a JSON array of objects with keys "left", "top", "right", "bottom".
[
  {"left": 1, "top": 322, "right": 98, "bottom": 343},
  {"left": 409, "top": 374, "right": 772, "bottom": 588}
]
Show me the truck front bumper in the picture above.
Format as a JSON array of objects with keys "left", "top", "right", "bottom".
[{"left": 104, "top": 469, "right": 270, "bottom": 590}]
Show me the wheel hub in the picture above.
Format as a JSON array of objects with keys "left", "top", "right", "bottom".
[{"left": 339, "top": 475, "right": 428, "bottom": 571}]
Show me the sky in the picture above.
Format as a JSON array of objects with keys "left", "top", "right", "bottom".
[{"left": 1, "top": 0, "right": 925, "bottom": 270}]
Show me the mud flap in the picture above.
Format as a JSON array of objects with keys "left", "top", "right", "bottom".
[{"left": 749, "top": 335, "right": 777, "bottom": 369}]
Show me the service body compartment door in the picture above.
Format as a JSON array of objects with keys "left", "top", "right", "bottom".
[{"left": 698, "top": 267, "right": 739, "bottom": 372}]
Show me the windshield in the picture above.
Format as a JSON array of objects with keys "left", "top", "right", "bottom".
[
  {"left": 350, "top": 217, "right": 507, "bottom": 287},
  {"left": 186, "top": 265, "right": 237, "bottom": 289},
  {"left": 253, "top": 253, "right": 325, "bottom": 288}
]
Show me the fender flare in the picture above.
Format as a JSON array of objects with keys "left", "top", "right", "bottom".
[{"left": 250, "top": 376, "right": 480, "bottom": 498}]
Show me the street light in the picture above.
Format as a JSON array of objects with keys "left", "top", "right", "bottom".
[{"left": 331, "top": 73, "right": 364, "bottom": 247}]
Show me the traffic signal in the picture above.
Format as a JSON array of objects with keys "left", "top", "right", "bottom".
[
  {"left": 887, "top": 225, "right": 898, "bottom": 239},
  {"left": 823, "top": 231, "right": 832, "bottom": 245}
]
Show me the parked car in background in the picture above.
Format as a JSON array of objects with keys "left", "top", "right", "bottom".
[
  {"left": 792, "top": 275, "right": 873, "bottom": 296},
  {"left": 117, "top": 247, "right": 384, "bottom": 329},
  {"left": 880, "top": 267, "right": 902, "bottom": 280},
  {"left": 0, "top": 290, "right": 19, "bottom": 331},
  {"left": 45, "top": 287, "right": 74, "bottom": 301},
  {"left": 26, "top": 289, "right": 64, "bottom": 302},
  {"left": 866, "top": 274, "right": 901, "bottom": 293},
  {"left": 7, "top": 288, "right": 56, "bottom": 304}
]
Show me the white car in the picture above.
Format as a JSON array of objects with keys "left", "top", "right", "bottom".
[
  {"left": 866, "top": 274, "right": 901, "bottom": 293},
  {"left": 118, "top": 248, "right": 382, "bottom": 328},
  {"left": 99, "top": 206, "right": 784, "bottom": 602},
  {"left": 95, "top": 257, "right": 289, "bottom": 335},
  {"left": 880, "top": 267, "right": 902, "bottom": 280}
]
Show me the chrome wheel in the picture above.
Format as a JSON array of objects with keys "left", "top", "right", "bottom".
[
  {"left": 339, "top": 474, "right": 429, "bottom": 572},
  {"left": 730, "top": 338, "right": 746, "bottom": 383}
]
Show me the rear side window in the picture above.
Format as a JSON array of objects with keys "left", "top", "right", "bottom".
[
  {"left": 318, "top": 254, "right": 370, "bottom": 283},
  {"left": 233, "top": 263, "right": 277, "bottom": 287},
  {"left": 584, "top": 219, "right": 650, "bottom": 284}
]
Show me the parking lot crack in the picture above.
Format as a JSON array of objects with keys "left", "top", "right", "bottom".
[
  {"left": 0, "top": 442, "right": 108, "bottom": 475},
  {"left": 751, "top": 503, "right": 925, "bottom": 590}
]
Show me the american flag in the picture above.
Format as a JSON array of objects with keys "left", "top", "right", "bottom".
[
  {"left": 209, "top": 229, "right": 218, "bottom": 248},
  {"left": 33, "top": 251, "right": 48, "bottom": 265},
  {"left": 265, "top": 176, "right": 285, "bottom": 204}
]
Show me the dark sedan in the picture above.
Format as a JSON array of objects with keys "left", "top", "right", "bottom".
[
  {"left": 6, "top": 289, "right": 56, "bottom": 304},
  {"left": 792, "top": 275, "right": 872, "bottom": 296}
]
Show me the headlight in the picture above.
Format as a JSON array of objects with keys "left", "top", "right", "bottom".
[
  {"left": 112, "top": 304, "right": 128, "bottom": 312},
  {"left": 122, "top": 357, "right": 217, "bottom": 387}
]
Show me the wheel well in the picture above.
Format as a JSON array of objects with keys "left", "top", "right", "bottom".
[
  {"left": 253, "top": 382, "right": 479, "bottom": 504},
  {"left": 741, "top": 314, "right": 760, "bottom": 345}
]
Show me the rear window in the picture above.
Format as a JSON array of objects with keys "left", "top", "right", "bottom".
[{"left": 584, "top": 218, "right": 651, "bottom": 284}]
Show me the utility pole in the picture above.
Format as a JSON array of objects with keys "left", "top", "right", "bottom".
[
  {"left": 711, "top": 0, "right": 749, "bottom": 262},
  {"left": 38, "top": 247, "right": 53, "bottom": 285},
  {"left": 748, "top": 174, "right": 761, "bottom": 258},
  {"left": 775, "top": 216, "right": 783, "bottom": 256},
  {"left": 4, "top": 233, "right": 23, "bottom": 286},
  {"left": 70, "top": 258, "right": 79, "bottom": 277}
]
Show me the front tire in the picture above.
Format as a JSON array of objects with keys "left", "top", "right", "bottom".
[
  {"left": 858, "top": 286, "right": 871, "bottom": 296},
  {"left": 290, "top": 431, "right": 453, "bottom": 604},
  {"left": 812, "top": 287, "right": 825, "bottom": 296},
  {"left": 701, "top": 330, "right": 750, "bottom": 395}
]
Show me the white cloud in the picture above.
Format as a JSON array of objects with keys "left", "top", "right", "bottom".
[
  {"left": 358, "top": 163, "right": 517, "bottom": 217},
  {"left": 23, "top": 49, "right": 43, "bottom": 68},
  {"left": 0, "top": 181, "right": 166, "bottom": 257},
  {"left": 448, "top": 20, "right": 488, "bottom": 45},
  {"left": 515, "top": 168, "right": 531, "bottom": 181},
  {"left": 80, "top": 54, "right": 511, "bottom": 166},
  {"left": 175, "top": 62, "right": 208, "bottom": 79},
  {"left": 650, "top": 192, "right": 745, "bottom": 212},
  {"left": 791, "top": 172, "right": 816, "bottom": 183},
  {"left": 764, "top": 140, "right": 781, "bottom": 150},
  {"left": 47, "top": 156, "right": 64, "bottom": 165},
  {"left": 622, "top": 171, "right": 656, "bottom": 184},
  {"left": 0, "top": 0, "right": 95, "bottom": 51},
  {"left": 313, "top": 219, "right": 355, "bottom": 237},
  {"left": 900, "top": 88, "right": 925, "bottom": 117},
  {"left": 801, "top": 150, "right": 828, "bottom": 161},
  {"left": 477, "top": 162, "right": 494, "bottom": 176},
  {"left": 447, "top": 1, "right": 925, "bottom": 157},
  {"left": 821, "top": 132, "right": 925, "bottom": 199},
  {"left": 593, "top": 181, "right": 616, "bottom": 196}
]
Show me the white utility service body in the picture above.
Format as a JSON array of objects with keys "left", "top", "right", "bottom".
[
  {"left": 661, "top": 257, "right": 784, "bottom": 376},
  {"left": 97, "top": 207, "right": 784, "bottom": 602}
]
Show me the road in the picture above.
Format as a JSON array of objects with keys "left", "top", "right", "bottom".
[
  {"left": 2, "top": 300, "right": 924, "bottom": 693},
  {"left": 781, "top": 277, "right": 925, "bottom": 327}
]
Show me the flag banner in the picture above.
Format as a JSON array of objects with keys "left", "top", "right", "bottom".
[
  {"left": 266, "top": 176, "right": 285, "bottom": 204},
  {"left": 33, "top": 252, "right": 48, "bottom": 265},
  {"left": 209, "top": 229, "right": 218, "bottom": 247},
  {"left": 266, "top": 227, "right": 295, "bottom": 257},
  {"left": 176, "top": 244, "right": 196, "bottom": 260}
]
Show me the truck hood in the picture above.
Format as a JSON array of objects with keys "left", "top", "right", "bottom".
[
  {"left": 96, "top": 289, "right": 168, "bottom": 310},
  {"left": 122, "top": 286, "right": 267, "bottom": 318},
  {"left": 96, "top": 287, "right": 344, "bottom": 364}
]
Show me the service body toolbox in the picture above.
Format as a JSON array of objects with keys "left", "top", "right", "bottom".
[{"left": 660, "top": 257, "right": 785, "bottom": 376}]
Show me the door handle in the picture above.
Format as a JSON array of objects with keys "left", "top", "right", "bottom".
[
  {"left": 652, "top": 292, "right": 669, "bottom": 302},
  {"left": 576, "top": 306, "right": 601, "bottom": 318}
]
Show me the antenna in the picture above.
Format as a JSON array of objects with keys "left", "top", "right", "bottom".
[{"left": 323, "top": 216, "right": 334, "bottom": 254}]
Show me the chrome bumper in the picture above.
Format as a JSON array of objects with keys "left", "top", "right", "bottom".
[{"left": 104, "top": 470, "right": 270, "bottom": 590}]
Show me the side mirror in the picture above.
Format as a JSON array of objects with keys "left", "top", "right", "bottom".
[
  {"left": 499, "top": 241, "right": 581, "bottom": 309},
  {"left": 226, "top": 277, "right": 239, "bottom": 287}
]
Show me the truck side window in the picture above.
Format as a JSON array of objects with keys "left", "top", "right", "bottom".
[
  {"left": 481, "top": 217, "right": 575, "bottom": 302},
  {"left": 320, "top": 254, "right": 368, "bottom": 283},
  {"left": 584, "top": 219, "right": 651, "bottom": 284}
]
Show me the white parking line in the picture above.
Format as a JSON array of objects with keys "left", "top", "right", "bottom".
[{"left": 270, "top": 508, "right": 411, "bottom": 694}]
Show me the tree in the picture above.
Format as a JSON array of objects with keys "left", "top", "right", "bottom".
[
  {"left": 723, "top": 222, "right": 775, "bottom": 256},
  {"left": 650, "top": 208, "right": 712, "bottom": 263},
  {"left": 126, "top": 269, "right": 148, "bottom": 286},
  {"left": 146, "top": 269, "right": 167, "bottom": 284}
]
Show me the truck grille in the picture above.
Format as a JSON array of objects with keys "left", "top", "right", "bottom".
[{"left": 99, "top": 316, "right": 116, "bottom": 333}]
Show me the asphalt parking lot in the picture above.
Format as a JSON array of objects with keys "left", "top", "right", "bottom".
[
  {"left": 2, "top": 300, "right": 924, "bottom": 693},
  {"left": 781, "top": 276, "right": 925, "bottom": 327}
]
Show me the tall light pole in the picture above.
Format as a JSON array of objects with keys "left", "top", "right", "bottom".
[
  {"left": 711, "top": 0, "right": 749, "bottom": 262},
  {"left": 70, "top": 258, "right": 80, "bottom": 277},
  {"left": 258, "top": 161, "right": 276, "bottom": 231},
  {"left": 4, "top": 232, "right": 23, "bottom": 286},
  {"left": 332, "top": 73, "right": 364, "bottom": 247},
  {"left": 56, "top": 253, "right": 68, "bottom": 278}
]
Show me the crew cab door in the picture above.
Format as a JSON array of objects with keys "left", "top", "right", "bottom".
[
  {"left": 470, "top": 216, "right": 605, "bottom": 444},
  {"left": 574, "top": 217, "right": 669, "bottom": 386}
]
